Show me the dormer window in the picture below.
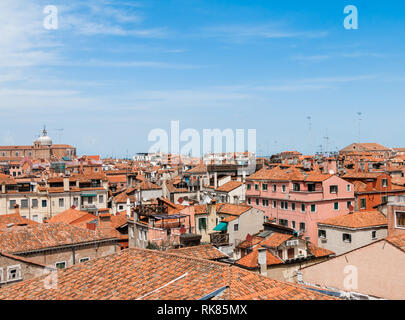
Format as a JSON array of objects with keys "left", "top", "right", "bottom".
[{"left": 7, "top": 265, "right": 21, "bottom": 282}]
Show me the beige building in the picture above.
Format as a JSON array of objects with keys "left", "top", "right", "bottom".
[
  {"left": 194, "top": 201, "right": 264, "bottom": 257},
  {"left": 300, "top": 234, "right": 405, "bottom": 300},
  {"left": 0, "top": 174, "right": 109, "bottom": 222},
  {"left": 0, "top": 252, "right": 48, "bottom": 288},
  {"left": 317, "top": 210, "right": 388, "bottom": 255}
]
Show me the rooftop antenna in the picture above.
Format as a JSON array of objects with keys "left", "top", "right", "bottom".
[
  {"left": 357, "top": 112, "right": 362, "bottom": 142},
  {"left": 324, "top": 130, "right": 330, "bottom": 155},
  {"left": 307, "top": 116, "right": 312, "bottom": 155},
  {"left": 55, "top": 128, "right": 64, "bottom": 143}
]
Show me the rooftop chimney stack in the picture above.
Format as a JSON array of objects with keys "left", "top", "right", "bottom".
[
  {"left": 126, "top": 198, "right": 131, "bottom": 218},
  {"left": 258, "top": 247, "right": 267, "bottom": 277},
  {"left": 14, "top": 204, "right": 20, "bottom": 216}
]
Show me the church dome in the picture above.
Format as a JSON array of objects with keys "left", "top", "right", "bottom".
[{"left": 36, "top": 127, "right": 52, "bottom": 146}]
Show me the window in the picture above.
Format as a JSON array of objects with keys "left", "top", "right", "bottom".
[
  {"left": 262, "top": 199, "right": 269, "bottom": 207},
  {"left": 73, "top": 197, "right": 79, "bottom": 207},
  {"left": 272, "top": 201, "right": 277, "bottom": 208},
  {"left": 15, "top": 152, "right": 19, "bottom": 156},
  {"left": 301, "top": 204, "right": 306, "bottom": 212},
  {"left": 334, "top": 202, "right": 339, "bottom": 211},
  {"left": 381, "top": 196, "right": 388, "bottom": 204},
  {"left": 88, "top": 196, "right": 93, "bottom": 204},
  {"left": 9, "top": 200, "right": 16, "bottom": 209},
  {"left": 329, "top": 185, "right": 338, "bottom": 194},
  {"left": 55, "top": 262, "right": 66, "bottom": 269},
  {"left": 307, "top": 184, "right": 316, "bottom": 192},
  {"left": 291, "top": 221, "right": 296, "bottom": 229},
  {"left": 199, "top": 218, "right": 207, "bottom": 231},
  {"left": 318, "top": 230, "right": 326, "bottom": 239},
  {"left": 279, "top": 219, "right": 288, "bottom": 227},
  {"left": 42, "top": 200, "right": 47, "bottom": 208},
  {"left": 1, "top": 152, "right": 5, "bottom": 157},
  {"left": 254, "top": 184, "right": 259, "bottom": 191},
  {"left": 247, "top": 184, "right": 251, "bottom": 190},
  {"left": 311, "top": 204, "right": 316, "bottom": 213},
  {"left": 299, "top": 222, "right": 306, "bottom": 231},
  {"left": 347, "top": 184, "right": 351, "bottom": 192},
  {"left": 79, "top": 257, "right": 90, "bottom": 263},
  {"left": 282, "top": 185, "right": 286, "bottom": 193},
  {"left": 7, "top": 265, "right": 21, "bottom": 281},
  {"left": 262, "top": 184, "right": 268, "bottom": 191},
  {"left": 382, "top": 179, "right": 388, "bottom": 188},
  {"left": 293, "top": 183, "right": 300, "bottom": 191},
  {"left": 395, "top": 211, "right": 405, "bottom": 228},
  {"left": 343, "top": 233, "right": 352, "bottom": 243},
  {"left": 291, "top": 203, "right": 296, "bottom": 211},
  {"left": 21, "top": 199, "right": 28, "bottom": 209},
  {"left": 360, "top": 198, "right": 366, "bottom": 209},
  {"left": 234, "top": 224, "right": 239, "bottom": 231},
  {"left": 32, "top": 199, "right": 38, "bottom": 208},
  {"left": 280, "top": 201, "right": 288, "bottom": 210},
  {"left": 347, "top": 201, "right": 352, "bottom": 209},
  {"left": 372, "top": 231, "right": 377, "bottom": 239},
  {"left": 32, "top": 215, "right": 38, "bottom": 222},
  {"left": 58, "top": 198, "right": 64, "bottom": 208},
  {"left": 272, "top": 184, "right": 276, "bottom": 192},
  {"left": 255, "top": 198, "right": 259, "bottom": 206},
  {"left": 118, "top": 205, "right": 124, "bottom": 211},
  {"left": 98, "top": 195, "right": 104, "bottom": 204},
  {"left": 247, "top": 198, "right": 251, "bottom": 205}
]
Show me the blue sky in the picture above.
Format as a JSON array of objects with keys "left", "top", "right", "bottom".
[{"left": 1, "top": 0, "right": 405, "bottom": 157}]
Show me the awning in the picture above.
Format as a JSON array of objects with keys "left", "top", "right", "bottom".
[
  {"left": 81, "top": 193, "right": 96, "bottom": 197},
  {"left": 213, "top": 222, "right": 228, "bottom": 231}
]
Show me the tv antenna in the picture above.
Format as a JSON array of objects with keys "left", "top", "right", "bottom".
[
  {"left": 357, "top": 112, "right": 362, "bottom": 142},
  {"left": 307, "top": 116, "right": 312, "bottom": 155}
]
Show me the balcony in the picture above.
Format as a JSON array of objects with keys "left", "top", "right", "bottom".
[{"left": 210, "top": 232, "right": 229, "bottom": 246}]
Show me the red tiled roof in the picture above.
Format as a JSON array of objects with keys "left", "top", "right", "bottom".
[
  {"left": 0, "top": 223, "right": 116, "bottom": 254},
  {"left": 47, "top": 207, "right": 89, "bottom": 225},
  {"left": 385, "top": 234, "right": 405, "bottom": 253},
  {"left": 167, "top": 244, "right": 228, "bottom": 260},
  {"left": 318, "top": 211, "right": 387, "bottom": 229},
  {"left": 307, "top": 242, "right": 335, "bottom": 258},
  {"left": 0, "top": 248, "right": 335, "bottom": 300},
  {"left": 0, "top": 213, "right": 39, "bottom": 229},
  {"left": 235, "top": 246, "right": 283, "bottom": 269},
  {"left": 216, "top": 203, "right": 251, "bottom": 216},
  {"left": 261, "top": 233, "right": 294, "bottom": 248},
  {"left": 215, "top": 180, "right": 243, "bottom": 192}
]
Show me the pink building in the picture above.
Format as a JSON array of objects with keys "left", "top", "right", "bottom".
[{"left": 246, "top": 166, "right": 355, "bottom": 243}]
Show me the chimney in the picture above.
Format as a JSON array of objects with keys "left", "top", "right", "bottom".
[
  {"left": 86, "top": 223, "right": 96, "bottom": 231},
  {"left": 14, "top": 204, "right": 20, "bottom": 216},
  {"left": 126, "top": 198, "right": 131, "bottom": 218},
  {"left": 63, "top": 177, "right": 70, "bottom": 192},
  {"left": 258, "top": 247, "right": 267, "bottom": 276}
]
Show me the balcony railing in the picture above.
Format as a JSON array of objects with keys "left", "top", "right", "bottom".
[{"left": 210, "top": 232, "right": 229, "bottom": 246}]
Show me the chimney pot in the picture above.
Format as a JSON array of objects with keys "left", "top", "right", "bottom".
[{"left": 258, "top": 247, "right": 267, "bottom": 276}]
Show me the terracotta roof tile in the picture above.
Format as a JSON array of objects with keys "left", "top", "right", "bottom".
[
  {"left": 0, "top": 248, "right": 335, "bottom": 300},
  {"left": 318, "top": 211, "right": 387, "bottom": 229}
]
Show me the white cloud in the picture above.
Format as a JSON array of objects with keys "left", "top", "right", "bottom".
[{"left": 202, "top": 24, "right": 328, "bottom": 41}]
